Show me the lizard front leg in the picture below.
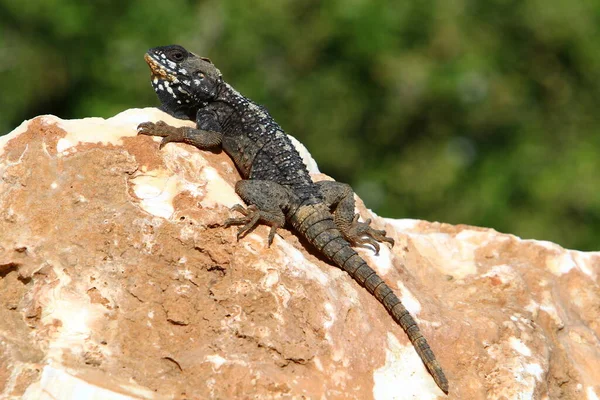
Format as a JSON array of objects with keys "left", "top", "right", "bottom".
[
  {"left": 225, "top": 180, "right": 290, "bottom": 246},
  {"left": 137, "top": 121, "right": 222, "bottom": 150},
  {"left": 316, "top": 181, "right": 394, "bottom": 255}
]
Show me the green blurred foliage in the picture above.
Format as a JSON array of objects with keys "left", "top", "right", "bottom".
[{"left": 1, "top": 0, "right": 599, "bottom": 250}]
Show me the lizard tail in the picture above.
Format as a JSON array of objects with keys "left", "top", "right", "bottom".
[{"left": 292, "top": 205, "right": 449, "bottom": 394}]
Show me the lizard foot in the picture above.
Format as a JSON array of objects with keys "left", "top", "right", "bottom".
[
  {"left": 137, "top": 121, "right": 185, "bottom": 149},
  {"left": 345, "top": 214, "right": 394, "bottom": 255},
  {"left": 223, "top": 204, "right": 283, "bottom": 247}
]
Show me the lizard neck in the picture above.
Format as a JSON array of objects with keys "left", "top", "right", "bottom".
[
  {"left": 215, "top": 82, "right": 266, "bottom": 117},
  {"left": 215, "top": 82, "right": 243, "bottom": 107}
]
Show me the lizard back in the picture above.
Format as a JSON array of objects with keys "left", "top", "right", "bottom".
[{"left": 216, "top": 83, "right": 324, "bottom": 205}]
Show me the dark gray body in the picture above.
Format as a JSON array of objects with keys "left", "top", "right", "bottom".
[
  {"left": 138, "top": 45, "right": 448, "bottom": 394},
  {"left": 200, "top": 85, "right": 322, "bottom": 205}
]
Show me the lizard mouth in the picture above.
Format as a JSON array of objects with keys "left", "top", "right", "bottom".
[{"left": 144, "top": 53, "right": 176, "bottom": 82}]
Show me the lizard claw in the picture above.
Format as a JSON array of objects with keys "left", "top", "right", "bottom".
[
  {"left": 345, "top": 214, "right": 394, "bottom": 255},
  {"left": 223, "top": 204, "right": 283, "bottom": 247},
  {"left": 137, "top": 121, "right": 170, "bottom": 136},
  {"left": 224, "top": 205, "right": 261, "bottom": 241},
  {"left": 137, "top": 121, "right": 185, "bottom": 149},
  {"left": 159, "top": 135, "right": 177, "bottom": 149}
]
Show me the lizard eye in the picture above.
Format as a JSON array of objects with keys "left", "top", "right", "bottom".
[
  {"left": 196, "top": 71, "right": 205, "bottom": 79},
  {"left": 168, "top": 50, "right": 185, "bottom": 62}
]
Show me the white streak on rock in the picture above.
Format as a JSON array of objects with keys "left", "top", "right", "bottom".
[
  {"left": 480, "top": 264, "right": 518, "bottom": 284},
  {"left": 525, "top": 363, "right": 543, "bottom": 381},
  {"left": 396, "top": 281, "right": 421, "bottom": 317},
  {"left": 287, "top": 134, "right": 320, "bottom": 173},
  {"left": 199, "top": 166, "right": 240, "bottom": 208},
  {"left": 383, "top": 218, "right": 421, "bottom": 232},
  {"left": 571, "top": 251, "right": 597, "bottom": 279},
  {"left": 130, "top": 172, "right": 177, "bottom": 219},
  {"left": 546, "top": 252, "right": 576, "bottom": 276},
  {"left": 56, "top": 138, "right": 73, "bottom": 153},
  {"left": 363, "top": 242, "right": 393, "bottom": 275},
  {"left": 509, "top": 337, "right": 532, "bottom": 357},
  {"left": 276, "top": 239, "right": 330, "bottom": 286},
  {"left": 373, "top": 333, "right": 441, "bottom": 399},
  {"left": 323, "top": 302, "right": 336, "bottom": 343},
  {"left": 205, "top": 354, "right": 227, "bottom": 369},
  {"left": 540, "top": 291, "right": 564, "bottom": 328}
]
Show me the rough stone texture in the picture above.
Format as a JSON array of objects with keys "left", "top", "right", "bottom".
[{"left": 1, "top": 108, "right": 599, "bottom": 400}]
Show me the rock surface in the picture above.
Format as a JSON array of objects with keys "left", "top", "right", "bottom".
[{"left": 1, "top": 109, "right": 599, "bottom": 400}]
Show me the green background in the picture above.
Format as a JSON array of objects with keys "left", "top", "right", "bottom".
[{"left": 2, "top": 0, "right": 599, "bottom": 250}]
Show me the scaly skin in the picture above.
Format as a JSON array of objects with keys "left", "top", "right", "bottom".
[{"left": 137, "top": 44, "right": 448, "bottom": 394}]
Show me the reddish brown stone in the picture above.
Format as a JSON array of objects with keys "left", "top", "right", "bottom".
[{"left": 0, "top": 109, "right": 599, "bottom": 399}]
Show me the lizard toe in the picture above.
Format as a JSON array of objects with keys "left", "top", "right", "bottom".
[
  {"left": 137, "top": 121, "right": 171, "bottom": 137},
  {"left": 344, "top": 214, "right": 395, "bottom": 254}
]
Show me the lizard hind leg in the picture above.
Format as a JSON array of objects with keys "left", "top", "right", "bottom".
[
  {"left": 224, "top": 180, "right": 289, "bottom": 247},
  {"left": 316, "top": 181, "right": 394, "bottom": 255}
]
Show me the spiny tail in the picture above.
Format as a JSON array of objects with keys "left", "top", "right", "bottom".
[{"left": 291, "top": 205, "right": 449, "bottom": 394}]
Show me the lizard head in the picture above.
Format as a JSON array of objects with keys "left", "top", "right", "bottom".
[{"left": 144, "top": 45, "right": 223, "bottom": 119}]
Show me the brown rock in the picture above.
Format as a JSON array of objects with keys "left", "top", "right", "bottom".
[{"left": 0, "top": 109, "right": 599, "bottom": 399}]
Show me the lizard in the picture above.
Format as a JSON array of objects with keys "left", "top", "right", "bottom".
[{"left": 137, "top": 44, "right": 449, "bottom": 394}]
